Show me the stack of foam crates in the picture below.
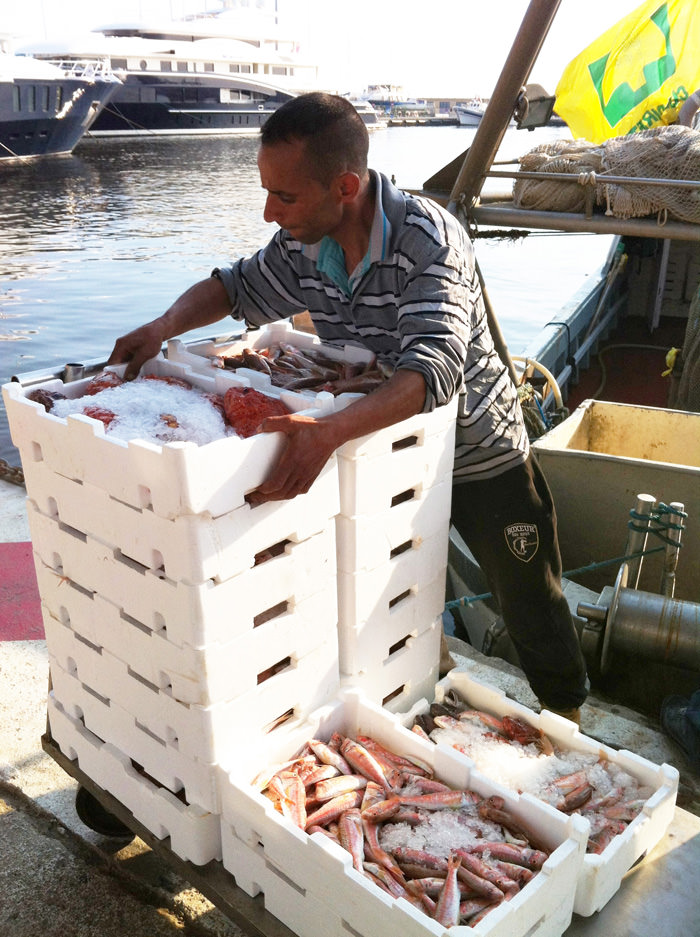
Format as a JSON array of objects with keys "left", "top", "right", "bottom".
[
  {"left": 3, "top": 355, "right": 342, "bottom": 864},
  {"left": 167, "top": 323, "right": 458, "bottom": 712},
  {"left": 3, "top": 325, "right": 478, "bottom": 934},
  {"left": 334, "top": 399, "right": 456, "bottom": 711}
]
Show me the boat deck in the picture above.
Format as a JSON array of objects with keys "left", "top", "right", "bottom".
[{"left": 563, "top": 314, "right": 686, "bottom": 412}]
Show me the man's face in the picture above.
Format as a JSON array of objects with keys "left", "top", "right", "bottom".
[{"left": 257, "top": 139, "right": 344, "bottom": 244}]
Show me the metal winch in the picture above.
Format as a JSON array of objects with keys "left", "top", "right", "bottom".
[{"left": 577, "top": 495, "right": 700, "bottom": 675}]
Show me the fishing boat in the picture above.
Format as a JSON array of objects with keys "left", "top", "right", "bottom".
[
  {"left": 17, "top": 6, "right": 315, "bottom": 136},
  {"left": 455, "top": 98, "right": 486, "bottom": 125},
  {"left": 414, "top": 0, "right": 700, "bottom": 727},
  {"left": 0, "top": 35, "right": 120, "bottom": 159}
]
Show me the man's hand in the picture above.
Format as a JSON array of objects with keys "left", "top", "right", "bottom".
[
  {"left": 108, "top": 320, "right": 168, "bottom": 381},
  {"left": 108, "top": 277, "right": 233, "bottom": 381},
  {"left": 245, "top": 413, "right": 340, "bottom": 506},
  {"left": 245, "top": 368, "right": 428, "bottom": 506}
]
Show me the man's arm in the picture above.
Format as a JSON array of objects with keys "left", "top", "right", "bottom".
[
  {"left": 246, "top": 369, "right": 427, "bottom": 505},
  {"left": 108, "top": 277, "right": 232, "bottom": 380}
]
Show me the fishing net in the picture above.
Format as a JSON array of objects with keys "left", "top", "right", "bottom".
[{"left": 513, "top": 125, "right": 700, "bottom": 224}]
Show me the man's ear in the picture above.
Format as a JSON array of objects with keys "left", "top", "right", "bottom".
[{"left": 338, "top": 171, "right": 361, "bottom": 201}]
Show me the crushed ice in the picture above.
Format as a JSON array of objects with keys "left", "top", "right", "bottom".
[
  {"left": 429, "top": 721, "right": 641, "bottom": 806},
  {"left": 378, "top": 805, "right": 507, "bottom": 854},
  {"left": 51, "top": 378, "right": 233, "bottom": 446}
]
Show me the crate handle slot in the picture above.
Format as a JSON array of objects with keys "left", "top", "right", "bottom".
[
  {"left": 254, "top": 539, "right": 291, "bottom": 566},
  {"left": 389, "top": 588, "right": 413, "bottom": 609},
  {"left": 392, "top": 434, "right": 418, "bottom": 452},
  {"left": 253, "top": 600, "right": 289, "bottom": 628},
  {"left": 391, "top": 488, "right": 415, "bottom": 508},
  {"left": 389, "top": 539, "right": 414, "bottom": 560},
  {"left": 257, "top": 656, "right": 292, "bottom": 685},
  {"left": 263, "top": 707, "right": 295, "bottom": 734},
  {"left": 382, "top": 685, "right": 406, "bottom": 706},
  {"left": 388, "top": 634, "right": 413, "bottom": 656}
]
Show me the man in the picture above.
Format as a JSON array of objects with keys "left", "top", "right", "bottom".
[{"left": 109, "top": 92, "right": 587, "bottom": 723}]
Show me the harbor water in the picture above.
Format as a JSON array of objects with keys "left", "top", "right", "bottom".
[{"left": 0, "top": 124, "right": 614, "bottom": 465}]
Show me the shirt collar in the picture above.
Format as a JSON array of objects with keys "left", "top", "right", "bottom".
[{"left": 303, "top": 170, "right": 392, "bottom": 294}]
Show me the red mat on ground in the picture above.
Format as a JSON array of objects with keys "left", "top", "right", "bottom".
[{"left": 0, "top": 542, "right": 44, "bottom": 641}]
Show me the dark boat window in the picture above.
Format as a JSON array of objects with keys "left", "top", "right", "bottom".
[
  {"left": 12, "top": 85, "right": 21, "bottom": 112},
  {"left": 56, "top": 86, "right": 63, "bottom": 111},
  {"left": 28, "top": 86, "right": 36, "bottom": 112},
  {"left": 176, "top": 61, "right": 188, "bottom": 72},
  {"left": 41, "top": 86, "right": 50, "bottom": 111},
  {"left": 204, "top": 62, "right": 214, "bottom": 72},
  {"left": 112, "top": 58, "right": 127, "bottom": 69},
  {"left": 160, "top": 60, "right": 173, "bottom": 71},
  {"left": 229, "top": 64, "right": 239, "bottom": 73},
  {"left": 183, "top": 86, "right": 197, "bottom": 103},
  {"left": 272, "top": 67, "right": 286, "bottom": 76},
  {"left": 240, "top": 64, "right": 251, "bottom": 73}
]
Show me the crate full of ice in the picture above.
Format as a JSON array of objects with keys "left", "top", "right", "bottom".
[
  {"left": 2, "top": 355, "right": 339, "bottom": 518},
  {"left": 411, "top": 670, "right": 679, "bottom": 916}
]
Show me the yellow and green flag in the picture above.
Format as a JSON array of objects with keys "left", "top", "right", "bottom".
[{"left": 555, "top": 0, "right": 700, "bottom": 141}]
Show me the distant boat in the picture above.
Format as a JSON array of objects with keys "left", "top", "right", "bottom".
[
  {"left": 454, "top": 99, "right": 486, "bottom": 126},
  {"left": 341, "top": 96, "right": 385, "bottom": 128},
  {"left": 0, "top": 36, "right": 120, "bottom": 160}
]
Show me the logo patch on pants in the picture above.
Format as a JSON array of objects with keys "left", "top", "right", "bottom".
[{"left": 504, "top": 523, "right": 539, "bottom": 562}]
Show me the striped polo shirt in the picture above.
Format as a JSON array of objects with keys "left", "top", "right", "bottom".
[{"left": 215, "top": 170, "right": 529, "bottom": 482}]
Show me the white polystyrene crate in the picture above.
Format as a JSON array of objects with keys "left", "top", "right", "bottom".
[
  {"left": 3, "top": 359, "right": 337, "bottom": 519},
  {"left": 220, "top": 822, "right": 439, "bottom": 937},
  {"left": 337, "top": 527, "right": 448, "bottom": 630},
  {"left": 45, "top": 605, "right": 341, "bottom": 769},
  {"left": 28, "top": 504, "right": 336, "bottom": 650},
  {"left": 337, "top": 572, "right": 446, "bottom": 676},
  {"left": 47, "top": 694, "right": 221, "bottom": 865},
  {"left": 36, "top": 561, "right": 337, "bottom": 706},
  {"left": 49, "top": 654, "right": 221, "bottom": 813},
  {"left": 23, "top": 454, "right": 338, "bottom": 583},
  {"left": 219, "top": 687, "right": 588, "bottom": 937},
  {"left": 335, "top": 395, "right": 458, "bottom": 460},
  {"left": 424, "top": 670, "right": 680, "bottom": 916},
  {"left": 340, "top": 615, "right": 442, "bottom": 714},
  {"left": 337, "top": 428, "right": 455, "bottom": 518},
  {"left": 336, "top": 481, "right": 452, "bottom": 573}
]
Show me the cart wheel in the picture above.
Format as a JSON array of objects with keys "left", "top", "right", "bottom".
[{"left": 74, "top": 785, "right": 135, "bottom": 841}]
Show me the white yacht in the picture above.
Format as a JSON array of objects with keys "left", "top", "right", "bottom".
[
  {"left": 18, "top": 5, "right": 317, "bottom": 136},
  {"left": 0, "top": 34, "right": 120, "bottom": 159}
]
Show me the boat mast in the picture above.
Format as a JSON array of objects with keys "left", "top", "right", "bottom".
[
  {"left": 447, "top": 0, "right": 563, "bottom": 214},
  {"left": 446, "top": 0, "right": 563, "bottom": 385}
]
